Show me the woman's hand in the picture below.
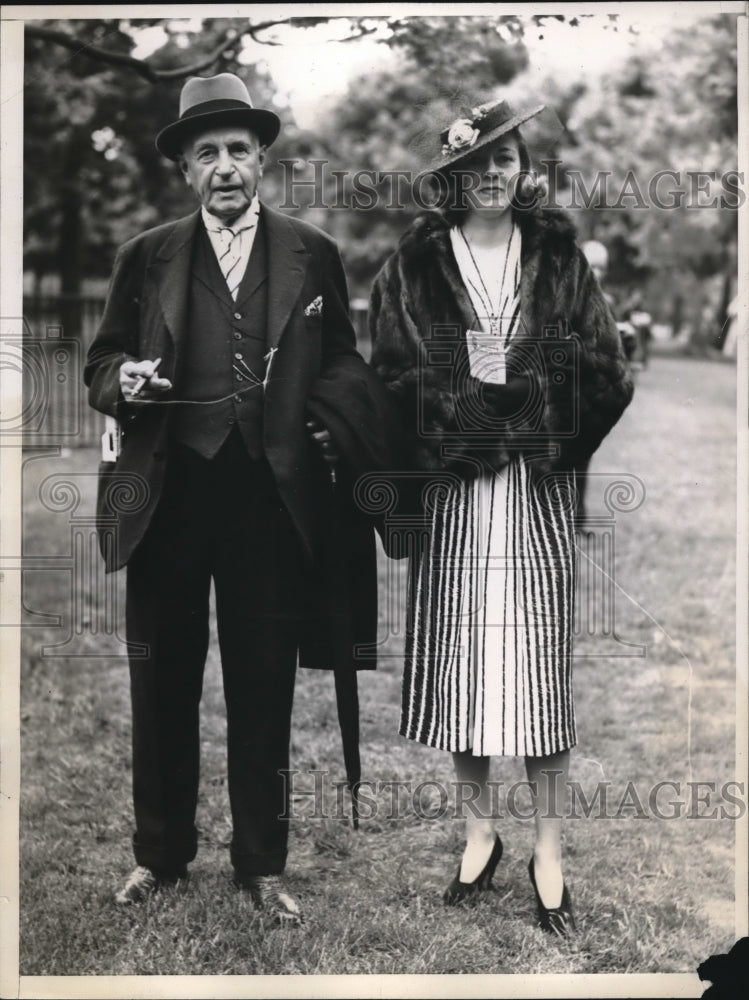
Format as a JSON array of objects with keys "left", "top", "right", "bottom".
[{"left": 469, "top": 374, "right": 536, "bottom": 421}]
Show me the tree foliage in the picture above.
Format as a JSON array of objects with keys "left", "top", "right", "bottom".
[
  {"left": 23, "top": 12, "right": 739, "bottom": 349},
  {"left": 555, "top": 13, "right": 738, "bottom": 344},
  {"left": 23, "top": 17, "right": 290, "bottom": 306},
  {"left": 283, "top": 17, "right": 538, "bottom": 295},
  {"left": 24, "top": 13, "right": 540, "bottom": 307}
]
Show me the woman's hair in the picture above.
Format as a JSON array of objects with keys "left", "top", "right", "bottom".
[{"left": 425, "top": 128, "right": 543, "bottom": 225}]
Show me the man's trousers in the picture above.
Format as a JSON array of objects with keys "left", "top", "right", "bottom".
[{"left": 125, "top": 429, "right": 309, "bottom": 879}]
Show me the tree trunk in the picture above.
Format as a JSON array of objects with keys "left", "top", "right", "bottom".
[
  {"left": 670, "top": 293, "right": 683, "bottom": 339},
  {"left": 57, "top": 136, "right": 86, "bottom": 340}
]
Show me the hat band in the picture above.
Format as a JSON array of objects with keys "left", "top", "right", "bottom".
[
  {"left": 180, "top": 98, "right": 253, "bottom": 121},
  {"left": 477, "top": 105, "right": 514, "bottom": 135}
]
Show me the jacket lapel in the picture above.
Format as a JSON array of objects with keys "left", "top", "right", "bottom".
[
  {"left": 428, "top": 224, "right": 476, "bottom": 332},
  {"left": 517, "top": 213, "right": 545, "bottom": 342},
  {"left": 149, "top": 210, "right": 202, "bottom": 347},
  {"left": 148, "top": 205, "right": 309, "bottom": 351},
  {"left": 262, "top": 204, "right": 310, "bottom": 350},
  {"left": 191, "top": 225, "right": 237, "bottom": 308}
]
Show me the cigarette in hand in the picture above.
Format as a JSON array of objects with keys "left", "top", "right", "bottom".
[{"left": 131, "top": 358, "right": 162, "bottom": 396}]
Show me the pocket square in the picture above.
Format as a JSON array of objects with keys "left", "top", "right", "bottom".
[{"left": 304, "top": 295, "right": 323, "bottom": 317}]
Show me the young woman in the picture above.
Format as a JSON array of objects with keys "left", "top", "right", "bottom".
[{"left": 369, "top": 99, "right": 634, "bottom": 935}]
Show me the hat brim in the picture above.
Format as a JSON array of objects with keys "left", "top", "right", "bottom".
[
  {"left": 423, "top": 104, "right": 546, "bottom": 177},
  {"left": 156, "top": 107, "right": 281, "bottom": 160}
]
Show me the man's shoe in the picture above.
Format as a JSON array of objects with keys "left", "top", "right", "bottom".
[
  {"left": 114, "top": 865, "right": 186, "bottom": 905},
  {"left": 236, "top": 874, "right": 303, "bottom": 925}
]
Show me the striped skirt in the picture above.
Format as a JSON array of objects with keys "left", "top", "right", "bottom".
[{"left": 400, "top": 457, "right": 577, "bottom": 757}]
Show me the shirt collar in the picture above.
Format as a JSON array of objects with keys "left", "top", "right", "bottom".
[{"left": 201, "top": 194, "right": 260, "bottom": 234}]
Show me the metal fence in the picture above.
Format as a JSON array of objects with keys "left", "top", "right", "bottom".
[
  {"left": 21, "top": 295, "right": 108, "bottom": 448},
  {"left": 21, "top": 294, "right": 372, "bottom": 449}
]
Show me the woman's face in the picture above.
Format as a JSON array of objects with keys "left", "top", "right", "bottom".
[{"left": 456, "top": 134, "right": 522, "bottom": 217}]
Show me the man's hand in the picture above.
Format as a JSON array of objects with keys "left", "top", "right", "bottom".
[
  {"left": 120, "top": 359, "right": 172, "bottom": 401},
  {"left": 306, "top": 419, "right": 339, "bottom": 466}
]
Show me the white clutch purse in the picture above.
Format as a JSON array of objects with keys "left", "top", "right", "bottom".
[{"left": 101, "top": 415, "right": 121, "bottom": 461}]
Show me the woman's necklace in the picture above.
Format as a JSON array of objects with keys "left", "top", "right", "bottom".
[{"left": 459, "top": 225, "right": 515, "bottom": 340}]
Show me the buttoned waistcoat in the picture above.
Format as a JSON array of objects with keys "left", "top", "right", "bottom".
[{"left": 173, "top": 219, "right": 268, "bottom": 459}]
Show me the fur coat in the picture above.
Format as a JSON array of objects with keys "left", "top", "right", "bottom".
[{"left": 368, "top": 208, "right": 634, "bottom": 481}]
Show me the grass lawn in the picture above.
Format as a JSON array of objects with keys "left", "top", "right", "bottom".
[{"left": 16, "top": 355, "right": 743, "bottom": 982}]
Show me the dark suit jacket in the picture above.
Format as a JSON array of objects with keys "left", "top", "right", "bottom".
[{"left": 84, "top": 204, "right": 363, "bottom": 573}]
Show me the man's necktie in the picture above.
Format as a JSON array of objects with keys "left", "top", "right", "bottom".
[{"left": 215, "top": 224, "right": 254, "bottom": 300}]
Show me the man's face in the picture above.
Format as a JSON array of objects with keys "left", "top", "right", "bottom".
[{"left": 180, "top": 126, "right": 265, "bottom": 223}]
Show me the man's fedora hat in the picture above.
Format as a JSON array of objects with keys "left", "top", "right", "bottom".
[
  {"left": 156, "top": 73, "right": 281, "bottom": 160},
  {"left": 428, "top": 98, "right": 545, "bottom": 174}
]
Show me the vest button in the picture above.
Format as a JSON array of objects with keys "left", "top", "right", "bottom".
[
  {"left": 236, "top": 373, "right": 243, "bottom": 381},
  {"left": 234, "top": 352, "right": 243, "bottom": 360},
  {"left": 233, "top": 331, "right": 241, "bottom": 340},
  {"left": 234, "top": 395, "right": 241, "bottom": 403},
  {"left": 234, "top": 312, "right": 242, "bottom": 320},
  {"left": 227, "top": 416, "right": 236, "bottom": 425}
]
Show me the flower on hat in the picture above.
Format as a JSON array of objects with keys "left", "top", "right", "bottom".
[{"left": 442, "top": 118, "right": 480, "bottom": 156}]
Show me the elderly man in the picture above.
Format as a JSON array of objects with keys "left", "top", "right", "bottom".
[{"left": 85, "top": 73, "right": 387, "bottom": 921}]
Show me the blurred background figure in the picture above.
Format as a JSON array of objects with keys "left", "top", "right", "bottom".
[
  {"left": 581, "top": 239, "right": 640, "bottom": 368},
  {"left": 722, "top": 294, "right": 739, "bottom": 359},
  {"left": 581, "top": 239, "right": 609, "bottom": 286},
  {"left": 622, "top": 291, "right": 653, "bottom": 371}
]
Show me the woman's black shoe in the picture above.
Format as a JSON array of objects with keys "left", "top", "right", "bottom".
[
  {"left": 443, "top": 834, "right": 503, "bottom": 905},
  {"left": 528, "top": 857, "right": 576, "bottom": 936}
]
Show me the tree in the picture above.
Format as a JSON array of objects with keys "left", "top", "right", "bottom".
[
  {"left": 23, "top": 17, "right": 288, "bottom": 333},
  {"left": 287, "top": 16, "right": 534, "bottom": 296},
  {"left": 553, "top": 13, "right": 739, "bottom": 348},
  {"left": 23, "top": 13, "right": 571, "bottom": 326},
  {"left": 24, "top": 16, "right": 378, "bottom": 83}
]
